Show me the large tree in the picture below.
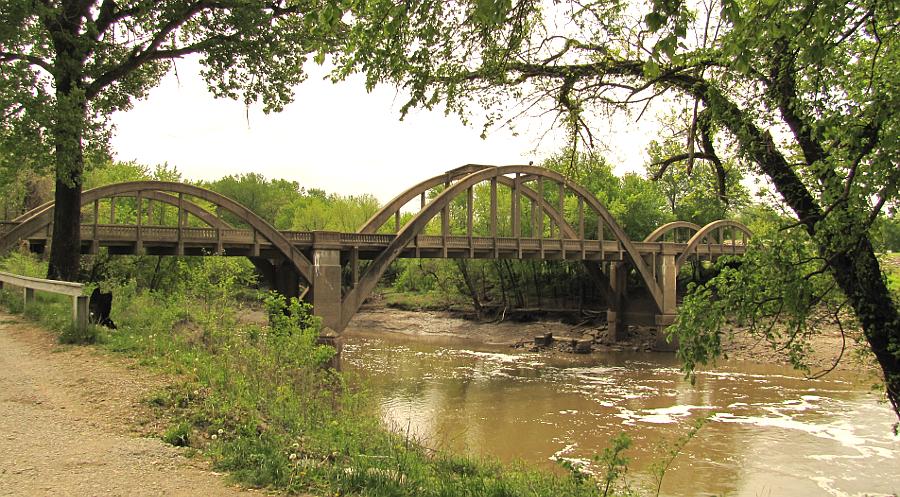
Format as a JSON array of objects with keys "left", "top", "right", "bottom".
[
  {"left": 0, "top": 0, "right": 341, "bottom": 280},
  {"left": 336, "top": 0, "right": 900, "bottom": 417}
]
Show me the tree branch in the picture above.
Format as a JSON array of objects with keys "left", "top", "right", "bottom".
[
  {"left": 0, "top": 52, "right": 53, "bottom": 74},
  {"left": 697, "top": 110, "right": 728, "bottom": 204},
  {"left": 93, "top": 1, "right": 144, "bottom": 39},
  {"left": 84, "top": 1, "right": 223, "bottom": 99},
  {"left": 648, "top": 152, "right": 718, "bottom": 180},
  {"left": 769, "top": 38, "right": 830, "bottom": 174},
  {"left": 866, "top": 166, "right": 900, "bottom": 227},
  {"left": 504, "top": 59, "right": 825, "bottom": 233}
]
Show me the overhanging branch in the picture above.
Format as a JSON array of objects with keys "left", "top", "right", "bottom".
[{"left": 0, "top": 52, "right": 53, "bottom": 74}]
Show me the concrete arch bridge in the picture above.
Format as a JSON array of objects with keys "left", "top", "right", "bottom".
[{"left": 0, "top": 165, "right": 750, "bottom": 345}]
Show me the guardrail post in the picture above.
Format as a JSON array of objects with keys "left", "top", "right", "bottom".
[
  {"left": 73, "top": 295, "right": 88, "bottom": 332},
  {"left": 24, "top": 287, "right": 34, "bottom": 306}
]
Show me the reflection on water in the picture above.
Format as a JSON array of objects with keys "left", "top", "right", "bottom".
[{"left": 341, "top": 333, "right": 899, "bottom": 497}]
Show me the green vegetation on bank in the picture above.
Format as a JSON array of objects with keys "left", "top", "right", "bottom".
[
  {"left": 884, "top": 253, "right": 900, "bottom": 297},
  {"left": 0, "top": 250, "right": 653, "bottom": 497}
]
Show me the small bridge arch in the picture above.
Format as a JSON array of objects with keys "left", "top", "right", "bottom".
[{"left": 0, "top": 181, "right": 313, "bottom": 283}]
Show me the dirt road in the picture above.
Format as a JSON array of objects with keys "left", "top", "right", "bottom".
[{"left": 0, "top": 312, "right": 256, "bottom": 497}]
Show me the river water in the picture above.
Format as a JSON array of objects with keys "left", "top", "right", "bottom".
[{"left": 341, "top": 320, "right": 899, "bottom": 496}]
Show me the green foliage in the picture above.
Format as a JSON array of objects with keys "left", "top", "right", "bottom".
[
  {"left": 542, "top": 150, "right": 673, "bottom": 240},
  {"left": 177, "top": 257, "right": 256, "bottom": 330},
  {"left": 874, "top": 213, "right": 900, "bottom": 253},
  {"left": 883, "top": 254, "right": 900, "bottom": 297},
  {"left": 203, "top": 173, "right": 302, "bottom": 228},
  {"left": 163, "top": 421, "right": 192, "bottom": 447},
  {"left": 58, "top": 322, "right": 102, "bottom": 345},
  {"left": 1, "top": 250, "right": 47, "bottom": 278},
  {"left": 669, "top": 229, "right": 848, "bottom": 375},
  {"left": 611, "top": 174, "right": 673, "bottom": 241},
  {"left": 279, "top": 190, "right": 381, "bottom": 232},
  {"left": 84, "top": 161, "right": 182, "bottom": 189},
  {"left": 646, "top": 120, "right": 751, "bottom": 227}
]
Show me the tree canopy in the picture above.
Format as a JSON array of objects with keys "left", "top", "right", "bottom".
[
  {"left": 0, "top": 0, "right": 341, "bottom": 279},
  {"left": 335, "top": 0, "right": 900, "bottom": 418}
]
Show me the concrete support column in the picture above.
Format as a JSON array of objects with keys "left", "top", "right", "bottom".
[
  {"left": 658, "top": 250, "right": 678, "bottom": 315},
  {"left": 274, "top": 260, "right": 301, "bottom": 300},
  {"left": 250, "top": 257, "right": 300, "bottom": 300},
  {"left": 310, "top": 231, "right": 343, "bottom": 332},
  {"left": 606, "top": 262, "right": 627, "bottom": 341},
  {"left": 249, "top": 257, "right": 276, "bottom": 291},
  {"left": 654, "top": 246, "right": 679, "bottom": 351}
]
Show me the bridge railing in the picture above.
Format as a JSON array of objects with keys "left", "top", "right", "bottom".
[{"left": 0, "top": 271, "right": 88, "bottom": 332}]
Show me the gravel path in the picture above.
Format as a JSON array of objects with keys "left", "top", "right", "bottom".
[{"left": 0, "top": 312, "right": 258, "bottom": 497}]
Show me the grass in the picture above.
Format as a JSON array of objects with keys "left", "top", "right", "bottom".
[
  {"left": 882, "top": 253, "right": 900, "bottom": 296},
  {"left": 0, "top": 286, "right": 102, "bottom": 344},
  {"left": 381, "top": 289, "right": 470, "bottom": 313}
]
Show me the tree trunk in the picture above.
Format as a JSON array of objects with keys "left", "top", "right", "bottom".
[
  {"left": 692, "top": 83, "right": 900, "bottom": 418},
  {"left": 830, "top": 240, "right": 900, "bottom": 414},
  {"left": 47, "top": 80, "right": 86, "bottom": 281},
  {"left": 47, "top": 21, "right": 87, "bottom": 281},
  {"left": 531, "top": 261, "right": 542, "bottom": 307},
  {"left": 46, "top": 6, "right": 88, "bottom": 282},
  {"left": 493, "top": 261, "right": 509, "bottom": 308},
  {"left": 454, "top": 259, "right": 483, "bottom": 318}
]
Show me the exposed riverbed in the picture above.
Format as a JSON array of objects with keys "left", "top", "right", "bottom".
[{"left": 342, "top": 308, "right": 899, "bottom": 497}]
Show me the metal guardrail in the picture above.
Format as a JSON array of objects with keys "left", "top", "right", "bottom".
[{"left": 0, "top": 271, "right": 88, "bottom": 331}]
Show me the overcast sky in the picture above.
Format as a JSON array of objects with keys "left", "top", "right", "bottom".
[{"left": 110, "top": 58, "right": 661, "bottom": 203}]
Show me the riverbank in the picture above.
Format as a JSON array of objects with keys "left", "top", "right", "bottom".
[
  {"left": 0, "top": 280, "right": 610, "bottom": 497},
  {"left": 346, "top": 301, "right": 877, "bottom": 375}
]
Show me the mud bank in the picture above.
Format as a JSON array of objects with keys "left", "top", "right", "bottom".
[{"left": 344, "top": 303, "right": 876, "bottom": 374}]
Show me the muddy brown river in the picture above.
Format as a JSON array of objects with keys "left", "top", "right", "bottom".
[{"left": 342, "top": 318, "right": 899, "bottom": 496}]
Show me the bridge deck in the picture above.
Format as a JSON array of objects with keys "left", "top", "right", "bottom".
[{"left": 6, "top": 223, "right": 747, "bottom": 261}]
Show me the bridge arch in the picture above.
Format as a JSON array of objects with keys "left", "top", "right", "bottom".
[
  {"left": 340, "top": 165, "right": 664, "bottom": 329},
  {"left": 12, "top": 192, "right": 231, "bottom": 230},
  {"left": 1, "top": 181, "right": 312, "bottom": 282},
  {"left": 359, "top": 164, "right": 580, "bottom": 239},
  {"left": 643, "top": 221, "right": 702, "bottom": 243},
  {"left": 675, "top": 220, "right": 752, "bottom": 269}
]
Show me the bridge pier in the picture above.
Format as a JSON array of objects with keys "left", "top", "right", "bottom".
[
  {"left": 606, "top": 262, "right": 627, "bottom": 341},
  {"left": 653, "top": 249, "right": 679, "bottom": 352},
  {"left": 309, "top": 231, "right": 343, "bottom": 332}
]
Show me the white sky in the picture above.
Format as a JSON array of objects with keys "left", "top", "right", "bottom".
[{"left": 111, "top": 57, "right": 661, "bottom": 203}]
